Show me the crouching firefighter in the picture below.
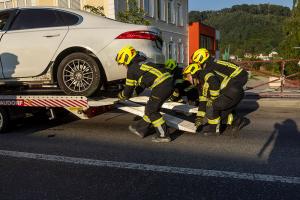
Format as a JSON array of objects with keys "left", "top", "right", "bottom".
[
  {"left": 116, "top": 46, "right": 173, "bottom": 143},
  {"left": 191, "top": 48, "right": 248, "bottom": 134},
  {"left": 165, "top": 59, "right": 199, "bottom": 105},
  {"left": 183, "top": 63, "right": 222, "bottom": 136}
]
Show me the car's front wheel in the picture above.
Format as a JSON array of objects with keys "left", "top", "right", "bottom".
[{"left": 57, "top": 53, "right": 101, "bottom": 96}]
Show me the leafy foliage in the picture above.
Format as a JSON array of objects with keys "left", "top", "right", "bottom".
[
  {"left": 279, "top": 4, "right": 300, "bottom": 58},
  {"left": 189, "top": 4, "right": 291, "bottom": 57},
  {"left": 83, "top": 5, "right": 105, "bottom": 16},
  {"left": 116, "top": 0, "right": 150, "bottom": 25}
]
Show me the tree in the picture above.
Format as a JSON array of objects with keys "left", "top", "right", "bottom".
[
  {"left": 117, "top": 0, "right": 150, "bottom": 25},
  {"left": 83, "top": 5, "right": 105, "bottom": 16},
  {"left": 189, "top": 4, "right": 291, "bottom": 56},
  {"left": 280, "top": 4, "right": 300, "bottom": 58}
]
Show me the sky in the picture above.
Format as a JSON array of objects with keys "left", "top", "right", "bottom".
[{"left": 189, "top": 0, "right": 293, "bottom": 11}]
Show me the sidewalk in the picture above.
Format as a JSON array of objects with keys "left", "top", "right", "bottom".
[
  {"left": 246, "top": 74, "right": 300, "bottom": 97},
  {"left": 242, "top": 75, "right": 300, "bottom": 108}
]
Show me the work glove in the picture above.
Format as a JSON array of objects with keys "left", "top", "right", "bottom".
[
  {"left": 168, "top": 94, "right": 180, "bottom": 102},
  {"left": 168, "top": 90, "right": 181, "bottom": 102},
  {"left": 195, "top": 116, "right": 205, "bottom": 128},
  {"left": 118, "top": 90, "right": 128, "bottom": 100},
  {"left": 206, "top": 99, "right": 213, "bottom": 107}
]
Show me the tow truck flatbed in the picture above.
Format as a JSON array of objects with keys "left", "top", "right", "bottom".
[{"left": 0, "top": 94, "right": 197, "bottom": 133}]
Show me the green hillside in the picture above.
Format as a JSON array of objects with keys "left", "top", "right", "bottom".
[{"left": 189, "top": 4, "right": 291, "bottom": 56}]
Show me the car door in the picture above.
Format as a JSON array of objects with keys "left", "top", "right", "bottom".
[
  {"left": 0, "top": 8, "right": 69, "bottom": 78},
  {"left": 0, "top": 9, "right": 17, "bottom": 79}
]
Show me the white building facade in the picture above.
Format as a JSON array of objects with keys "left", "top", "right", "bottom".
[{"left": 109, "top": 0, "right": 189, "bottom": 65}]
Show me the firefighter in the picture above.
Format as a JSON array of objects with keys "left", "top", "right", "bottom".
[
  {"left": 116, "top": 46, "right": 173, "bottom": 143},
  {"left": 182, "top": 63, "right": 222, "bottom": 136},
  {"left": 165, "top": 59, "right": 199, "bottom": 105},
  {"left": 191, "top": 48, "right": 248, "bottom": 135}
]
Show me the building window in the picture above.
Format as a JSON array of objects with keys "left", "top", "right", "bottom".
[
  {"left": 173, "top": 43, "right": 177, "bottom": 61},
  {"left": 58, "top": 0, "right": 69, "bottom": 8},
  {"left": 168, "top": 42, "right": 173, "bottom": 60},
  {"left": 4, "top": 1, "right": 13, "bottom": 8},
  {"left": 17, "top": 0, "right": 25, "bottom": 7},
  {"left": 58, "top": 0, "right": 81, "bottom": 9},
  {"left": 157, "top": 0, "right": 165, "bottom": 21},
  {"left": 143, "top": 0, "right": 150, "bottom": 14},
  {"left": 0, "top": 0, "right": 32, "bottom": 8},
  {"left": 142, "top": 0, "right": 154, "bottom": 17},
  {"left": 200, "top": 35, "right": 213, "bottom": 51},
  {"left": 168, "top": 41, "right": 178, "bottom": 60},
  {"left": 178, "top": 43, "right": 184, "bottom": 63},
  {"left": 26, "top": 0, "right": 32, "bottom": 6},
  {"left": 167, "top": 0, "right": 175, "bottom": 24},
  {"left": 176, "top": 3, "right": 183, "bottom": 26},
  {"left": 70, "top": 0, "right": 81, "bottom": 9},
  {"left": 127, "top": 0, "right": 137, "bottom": 10}
]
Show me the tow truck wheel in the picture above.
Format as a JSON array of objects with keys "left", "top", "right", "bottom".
[
  {"left": 0, "top": 107, "right": 9, "bottom": 133},
  {"left": 57, "top": 52, "right": 101, "bottom": 97}
]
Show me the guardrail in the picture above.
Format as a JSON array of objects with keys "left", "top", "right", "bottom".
[{"left": 234, "top": 59, "right": 300, "bottom": 97}]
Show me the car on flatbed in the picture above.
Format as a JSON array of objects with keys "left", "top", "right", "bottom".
[{"left": 0, "top": 7, "right": 164, "bottom": 96}]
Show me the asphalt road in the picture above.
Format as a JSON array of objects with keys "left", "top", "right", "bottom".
[{"left": 0, "top": 104, "right": 300, "bottom": 200}]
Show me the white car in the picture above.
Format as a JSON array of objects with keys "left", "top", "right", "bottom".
[{"left": 0, "top": 7, "right": 164, "bottom": 96}]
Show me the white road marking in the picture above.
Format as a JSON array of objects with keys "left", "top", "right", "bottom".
[{"left": 1, "top": 149, "right": 300, "bottom": 185}]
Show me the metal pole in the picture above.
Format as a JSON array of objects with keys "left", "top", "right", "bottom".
[{"left": 280, "top": 61, "right": 286, "bottom": 96}]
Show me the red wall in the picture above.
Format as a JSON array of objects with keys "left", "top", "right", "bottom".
[{"left": 189, "top": 22, "right": 217, "bottom": 63}]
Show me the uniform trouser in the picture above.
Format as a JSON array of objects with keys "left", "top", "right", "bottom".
[
  {"left": 185, "top": 88, "right": 199, "bottom": 105},
  {"left": 134, "top": 78, "right": 173, "bottom": 135},
  {"left": 204, "top": 74, "right": 247, "bottom": 132},
  {"left": 236, "top": 71, "right": 249, "bottom": 87},
  {"left": 212, "top": 79, "right": 245, "bottom": 125}
]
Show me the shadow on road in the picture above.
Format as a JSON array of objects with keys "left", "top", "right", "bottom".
[
  {"left": 257, "top": 119, "right": 300, "bottom": 165},
  {"left": 5, "top": 110, "right": 79, "bottom": 135}
]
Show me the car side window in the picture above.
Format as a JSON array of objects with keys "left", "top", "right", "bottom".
[
  {"left": 0, "top": 11, "right": 12, "bottom": 31},
  {"left": 10, "top": 9, "right": 65, "bottom": 31},
  {"left": 57, "top": 11, "right": 80, "bottom": 26}
]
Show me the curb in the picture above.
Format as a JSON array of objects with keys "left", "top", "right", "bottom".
[{"left": 239, "top": 98, "right": 300, "bottom": 109}]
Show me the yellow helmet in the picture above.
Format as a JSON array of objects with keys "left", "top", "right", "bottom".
[
  {"left": 182, "top": 63, "right": 201, "bottom": 76},
  {"left": 191, "top": 48, "right": 210, "bottom": 64},
  {"left": 115, "top": 46, "right": 137, "bottom": 65},
  {"left": 165, "top": 59, "right": 177, "bottom": 71}
]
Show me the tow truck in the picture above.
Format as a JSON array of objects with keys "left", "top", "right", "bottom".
[{"left": 0, "top": 90, "right": 197, "bottom": 134}]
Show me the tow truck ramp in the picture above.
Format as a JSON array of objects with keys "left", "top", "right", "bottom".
[
  {"left": 0, "top": 95, "right": 197, "bottom": 133},
  {"left": 117, "top": 99, "right": 197, "bottom": 133},
  {"left": 90, "top": 96, "right": 197, "bottom": 133}
]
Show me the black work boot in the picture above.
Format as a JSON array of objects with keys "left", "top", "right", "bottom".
[
  {"left": 152, "top": 123, "right": 171, "bottom": 143},
  {"left": 202, "top": 124, "right": 220, "bottom": 136},
  {"left": 222, "top": 124, "right": 233, "bottom": 136},
  {"left": 229, "top": 117, "right": 245, "bottom": 138},
  {"left": 128, "top": 119, "right": 150, "bottom": 138},
  {"left": 128, "top": 125, "right": 148, "bottom": 138}
]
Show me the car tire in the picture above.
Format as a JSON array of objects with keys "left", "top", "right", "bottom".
[
  {"left": 0, "top": 107, "right": 9, "bottom": 133},
  {"left": 57, "top": 53, "right": 101, "bottom": 97}
]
